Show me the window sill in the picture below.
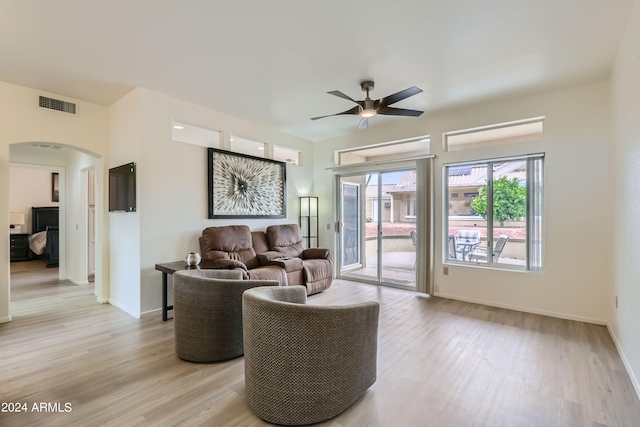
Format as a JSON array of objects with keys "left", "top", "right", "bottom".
[{"left": 443, "top": 260, "right": 535, "bottom": 273}]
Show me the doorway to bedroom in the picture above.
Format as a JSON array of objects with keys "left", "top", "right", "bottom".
[
  {"left": 8, "top": 142, "right": 102, "bottom": 314},
  {"left": 9, "top": 165, "right": 62, "bottom": 274}
]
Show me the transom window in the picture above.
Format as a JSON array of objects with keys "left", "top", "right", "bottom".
[{"left": 444, "top": 154, "right": 544, "bottom": 271}]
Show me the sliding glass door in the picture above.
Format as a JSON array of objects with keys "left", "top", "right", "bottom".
[{"left": 337, "top": 168, "right": 418, "bottom": 290}]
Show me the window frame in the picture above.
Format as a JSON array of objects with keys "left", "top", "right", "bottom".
[{"left": 444, "top": 153, "right": 544, "bottom": 272}]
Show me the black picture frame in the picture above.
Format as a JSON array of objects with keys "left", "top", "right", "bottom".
[{"left": 208, "top": 148, "right": 286, "bottom": 219}]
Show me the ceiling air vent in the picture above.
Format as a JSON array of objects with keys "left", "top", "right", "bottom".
[{"left": 39, "top": 96, "right": 77, "bottom": 115}]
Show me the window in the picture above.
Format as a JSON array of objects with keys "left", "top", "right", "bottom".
[
  {"left": 230, "top": 135, "right": 265, "bottom": 157},
  {"left": 172, "top": 120, "right": 220, "bottom": 148},
  {"left": 335, "top": 137, "right": 430, "bottom": 166},
  {"left": 405, "top": 194, "right": 416, "bottom": 217},
  {"left": 273, "top": 145, "right": 301, "bottom": 165},
  {"left": 444, "top": 117, "right": 544, "bottom": 152},
  {"left": 444, "top": 154, "right": 544, "bottom": 271}
]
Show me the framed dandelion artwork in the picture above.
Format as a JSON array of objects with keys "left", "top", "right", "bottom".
[{"left": 207, "top": 148, "right": 286, "bottom": 218}]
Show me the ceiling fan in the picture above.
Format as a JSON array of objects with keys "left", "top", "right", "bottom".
[{"left": 311, "top": 81, "right": 424, "bottom": 130}]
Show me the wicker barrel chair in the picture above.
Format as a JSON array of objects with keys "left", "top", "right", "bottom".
[
  {"left": 242, "top": 285, "right": 380, "bottom": 425},
  {"left": 173, "top": 269, "right": 278, "bottom": 362}
]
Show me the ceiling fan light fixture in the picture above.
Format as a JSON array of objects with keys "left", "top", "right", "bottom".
[{"left": 360, "top": 109, "right": 377, "bottom": 118}]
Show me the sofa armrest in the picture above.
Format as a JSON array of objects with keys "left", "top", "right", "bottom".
[
  {"left": 211, "top": 259, "right": 248, "bottom": 271},
  {"left": 257, "top": 251, "right": 288, "bottom": 264},
  {"left": 260, "top": 254, "right": 304, "bottom": 273},
  {"left": 303, "top": 248, "right": 331, "bottom": 260}
]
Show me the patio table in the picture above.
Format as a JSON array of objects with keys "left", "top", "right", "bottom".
[{"left": 456, "top": 240, "right": 481, "bottom": 261}]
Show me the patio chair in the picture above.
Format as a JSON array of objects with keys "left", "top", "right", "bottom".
[
  {"left": 457, "top": 229, "right": 481, "bottom": 243},
  {"left": 456, "top": 230, "right": 481, "bottom": 260},
  {"left": 447, "top": 235, "right": 459, "bottom": 260},
  {"left": 470, "top": 235, "right": 509, "bottom": 263}
]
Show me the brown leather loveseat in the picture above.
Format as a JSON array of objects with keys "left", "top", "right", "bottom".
[{"left": 199, "top": 224, "right": 332, "bottom": 295}]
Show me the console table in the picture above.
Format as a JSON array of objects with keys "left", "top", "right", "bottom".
[{"left": 155, "top": 260, "right": 230, "bottom": 321}]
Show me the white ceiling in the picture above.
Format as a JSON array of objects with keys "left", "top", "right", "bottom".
[{"left": 0, "top": 1, "right": 634, "bottom": 141}]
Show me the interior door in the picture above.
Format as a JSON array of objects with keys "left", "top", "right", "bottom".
[{"left": 87, "top": 168, "right": 95, "bottom": 279}]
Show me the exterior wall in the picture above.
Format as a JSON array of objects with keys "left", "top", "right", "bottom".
[
  {"left": 365, "top": 197, "right": 391, "bottom": 222},
  {"left": 449, "top": 185, "right": 481, "bottom": 215},
  {"left": 393, "top": 192, "right": 417, "bottom": 223}
]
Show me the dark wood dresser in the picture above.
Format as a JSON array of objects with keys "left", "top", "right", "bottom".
[{"left": 10, "top": 233, "right": 30, "bottom": 262}]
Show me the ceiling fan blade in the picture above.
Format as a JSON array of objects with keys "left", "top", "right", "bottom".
[
  {"left": 377, "top": 106, "right": 424, "bottom": 117},
  {"left": 310, "top": 105, "right": 361, "bottom": 120},
  {"left": 376, "top": 86, "right": 423, "bottom": 108},
  {"left": 328, "top": 90, "right": 364, "bottom": 107},
  {"left": 358, "top": 117, "right": 369, "bottom": 130}
]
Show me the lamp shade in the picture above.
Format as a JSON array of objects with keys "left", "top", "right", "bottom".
[
  {"left": 10, "top": 212, "right": 25, "bottom": 225},
  {"left": 300, "top": 196, "right": 318, "bottom": 217}
]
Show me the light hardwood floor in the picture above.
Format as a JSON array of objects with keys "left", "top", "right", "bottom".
[{"left": 2, "top": 261, "right": 640, "bottom": 427}]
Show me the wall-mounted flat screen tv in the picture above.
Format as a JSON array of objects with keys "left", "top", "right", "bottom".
[{"left": 109, "top": 162, "right": 136, "bottom": 212}]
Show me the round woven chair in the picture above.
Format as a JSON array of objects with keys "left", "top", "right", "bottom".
[
  {"left": 242, "top": 285, "right": 379, "bottom": 425},
  {"left": 173, "top": 269, "right": 278, "bottom": 363}
]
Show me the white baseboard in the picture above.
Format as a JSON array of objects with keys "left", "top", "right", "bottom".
[
  {"left": 68, "top": 277, "right": 89, "bottom": 286},
  {"left": 96, "top": 296, "right": 108, "bottom": 304},
  {"left": 606, "top": 324, "right": 640, "bottom": 400},
  {"left": 0, "top": 315, "right": 12, "bottom": 323},
  {"left": 436, "top": 292, "right": 607, "bottom": 325},
  {"left": 108, "top": 298, "right": 140, "bottom": 319},
  {"left": 140, "top": 308, "right": 161, "bottom": 319}
]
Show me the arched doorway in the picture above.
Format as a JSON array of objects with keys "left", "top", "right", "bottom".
[{"left": 5, "top": 141, "right": 106, "bottom": 319}]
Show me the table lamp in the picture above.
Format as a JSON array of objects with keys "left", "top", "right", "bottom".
[{"left": 10, "top": 212, "right": 26, "bottom": 234}]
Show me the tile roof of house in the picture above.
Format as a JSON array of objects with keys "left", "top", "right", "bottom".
[
  {"left": 365, "top": 184, "right": 396, "bottom": 198},
  {"left": 365, "top": 161, "right": 526, "bottom": 195},
  {"left": 387, "top": 170, "right": 417, "bottom": 192},
  {"left": 448, "top": 161, "right": 526, "bottom": 187}
]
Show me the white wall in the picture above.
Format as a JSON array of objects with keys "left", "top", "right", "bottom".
[
  {"left": 9, "top": 167, "right": 59, "bottom": 234},
  {"left": 108, "top": 88, "right": 316, "bottom": 315},
  {"left": 609, "top": 0, "right": 640, "bottom": 396},
  {"left": 0, "top": 80, "right": 109, "bottom": 323},
  {"left": 108, "top": 90, "right": 142, "bottom": 317},
  {"left": 315, "top": 80, "right": 611, "bottom": 324},
  {"left": 65, "top": 150, "right": 101, "bottom": 285}
]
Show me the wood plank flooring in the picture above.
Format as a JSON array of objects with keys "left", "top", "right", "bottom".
[{"left": 2, "top": 261, "right": 640, "bottom": 426}]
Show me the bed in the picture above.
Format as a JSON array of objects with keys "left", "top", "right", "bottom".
[{"left": 29, "top": 206, "right": 59, "bottom": 268}]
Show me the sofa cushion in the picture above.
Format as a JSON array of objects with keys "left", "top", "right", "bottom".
[
  {"left": 201, "top": 225, "right": 259, "bottom": 269},
  {"left": 266, "top": 224, "right": 304, "bottom": 258},
  {"left": 251, "top": 231, "right": 270, "bottom": 254},
  {"left": 247, "top": 265, "right": 288, "bottom": 285}
]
